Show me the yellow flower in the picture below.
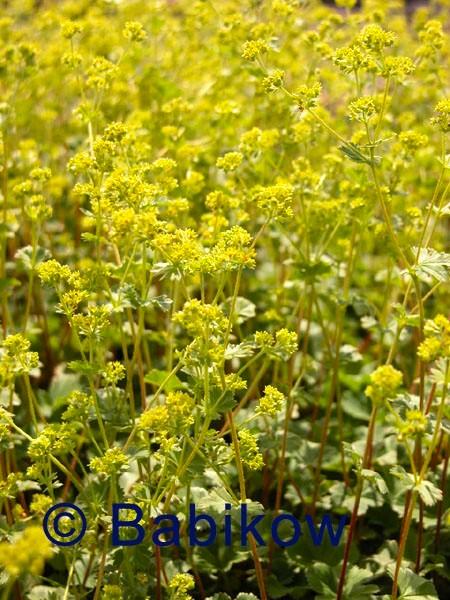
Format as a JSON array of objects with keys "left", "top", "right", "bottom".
[
  {"left": 89, "top": 447, "right": 129, "bottom": 476},
  {"left": 257, "top": 385, "right": 285, "bottom": 416},
  {"left": 417, "top": 337, "right": 441, "bottom": 362},
  {"left": 102, "top": 361, "right": 126, "bottom": 385},
  {"left": 123, "top": 21, "right": 147, "bottom": 42},
  {"left": 241, "top": 39, "right": 269, "bottom": 61},
  {"left": 432, "top": 100, "right": 450, "bottom": 132},
  {"left": 0, "top": 526, "right": 52, "bottom": 578},
  {"left": 216, "top": 151, "right": 243, "bottom": 172},
  {"left": 365, "top": 365, "right": 403, "bottom": 405},
  {"left": 295, "top": 82, "right": 321, "bottom": 112},
  {"left": 238, "top": 429, "right": 264, "bottom": 470},
  {"left": 138, "top": 405, "right": 170, "bottom": 432},
  {"left": 169, "top": 573, "right": 195, "bottom": 600},
  {"left": 397, "top": 410, "right": 428, "bottom": 441}
]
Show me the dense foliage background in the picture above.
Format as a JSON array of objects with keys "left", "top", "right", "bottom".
[{"left": 0, "top": 0, "right": 450, "bottom": 598}]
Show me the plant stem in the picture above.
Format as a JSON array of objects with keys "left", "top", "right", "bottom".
[
  {"left": 392, "top": 360, "right": 449, "bottom": 597},
  {"left": 392, "top": 491, "right": 416, "bottom": 600},
  {"left": 228, "top": 409, "right": 267, "bottom": 600},
  {"left": 336, "top": 405, "right": 378, "bottom": 600}
]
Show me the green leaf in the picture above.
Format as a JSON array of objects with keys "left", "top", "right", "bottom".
[
  {"left": 194, "top": 486, "right": 235, "bottom": 517},
  {"left": 49, "top": 370, "right": 81, "bottom": 403},
  {"left": 222, "top": 296, "right": 256, "bottom": 324},
  {"left": 294, "top": 257, "right": 332, "bottom": 282},
  {"left": 0, "top": 278, "right": 20, "bottom": 293},
  {"left": 224, "top": 341, "right": 255, "bottom": 360},
  {"left": 113, "top": 283, "right": 140, "bottom": 310},
  {"left": 434, "top": 201, "right": 450, "bottom": 216},
  {"left": 389, "top": 466, "right": 443, "bottom": 506},
  {"left": 308, "top": 563, "right": 378, "bottom": 600},
  {"left": 194, "top": 544, "right": 251, "bottom": 575},
  {"left": 388, "top": 567, "right": 438, "bottom": 600},
  {"left": 67, "top": 360, "right": 99, "bottom": 376},
  {"left": 410, "top": 247, "right": 450, "bottom": 282},
  {"left": 361, "top": 469, "right": 388, "bottom": 494},
  {"left": 339, "top": 142, "right": 376, "bottom": 166},
  {"left": 80, "top": 232, "right": 97, "bottom": 243},
  {"left": 144, "top": 368, "right": 183, "bottom": 391},
  {"left": 345, "top": 566, "right": 378, "bottom": 597},
  {"left": 151, "top": 294, "right": 173, "bottom": 312},
  {"left": 151, "top": 261, "right": 181, "bottom": 280},
  {"left": 28, "top": 587, "right": 65, "bottom": 600},
  {"left": 341, "top": 392, "right": 371, "bottom": 420},
  {"left": 14, "top": 245, "right": 50, "bottom": 271},
  {"left": 437, "top": 153, "right": 450, "bottom": 169},
  {"left": 306, "top": 563, "right": 336, "bottom": 598},
  {"left": 210, "top": 389, "right": 236, "bottom": 417},
  {"left": 414, "top": 479, "right": 443, "bottom": 507},
  {"left": 266, "top": 574, "right": 294, "bottom": 599},
  {"left": 307, "top": 563, "right": 379, "bottom": 598},
  {"left": 393, "top": 303, "right": 421, "bottom": 328},
  {"left": 430, "top": 358, "right": 450, "bottom": 385},
  {"left": 342, "top": 442, "right": 363, "bottom": 471},
  {"left": 390, "top": 465, "right": 414, "bottom": 485},
  {"left": 339, "top": 344, "right": 362, "bottom": 363}
]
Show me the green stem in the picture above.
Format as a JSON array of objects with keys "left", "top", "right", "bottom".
[
  {"left": 229, "top": 409, "right": 267, "bottom": 600},
  {"left": 23, "top": 225, "right": 38, "bottom": 331},
  {"left": 336, "top": 405, "right": 378, "bottom": 600},
  {"left": 392, "top": 491, "right": 416, "bottom": 600},
  {"left": 373, "top": 75, "right": 391, "bottom": 141}
]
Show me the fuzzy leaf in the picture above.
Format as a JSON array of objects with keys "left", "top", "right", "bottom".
[
  {"left": 14, "top": 245, "right": 50, "bottom": 271},
  {"left": 437, "top": 153, "right": 450, "bottom": 169},
  {"left": 388, "top": 567, "right": 438, "bottom": 599},
  {"left": 410, "top": 247, "right": 450, "bottom": 282},
  {"left": 414, "top": 479, "right": 443, "bottom": 507},
  {"left": 339, "top": 142, "right": 376, "bottom": 166},
  {"left": 150, "top": 294, "right": 173, "bottom": 311},
  {"left": 222, "top": 296, "right": 256, "bottom": 324},
  {"left": 144, "top": 368, "right": 183, "bottom": 391},
  {"left": 361, "top": 469, "right": 388, "bottom": 494},
  {"left": 224, "top": 341, "right": 255, "bottom": 360}
]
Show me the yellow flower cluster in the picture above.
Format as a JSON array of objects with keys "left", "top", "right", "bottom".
[
  {"left": 138, "top": 405, "right": 169, "bottom": 433},
  {"left": 397, "top": 410, "right": 428, "bottom": 441},
  {"left": 418, "top": 315, "right": 450, "bottom": 361},
  {"left": 168, "top": 573, "right": 195, "bottom": 600},
  {"left": 174, "top": 300, "right": 228, "bottom": 337},
  {"left": 0, "top": 334, "right": 39, "bottom": 383},
  {"left": 89, "top": 447, "right": 129, "bottom": 477},
  {"left": 0, "top": 526, "right": 52, "bottom": 578},
  {"left": 365, "top": 364, "right": 403, "bottom": 405},
  {"left": 257, "top": 385, "right": 285, "bottom": 416},
  {"left": 238, "top": 428, "right": 264, "bottom": 471}
]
